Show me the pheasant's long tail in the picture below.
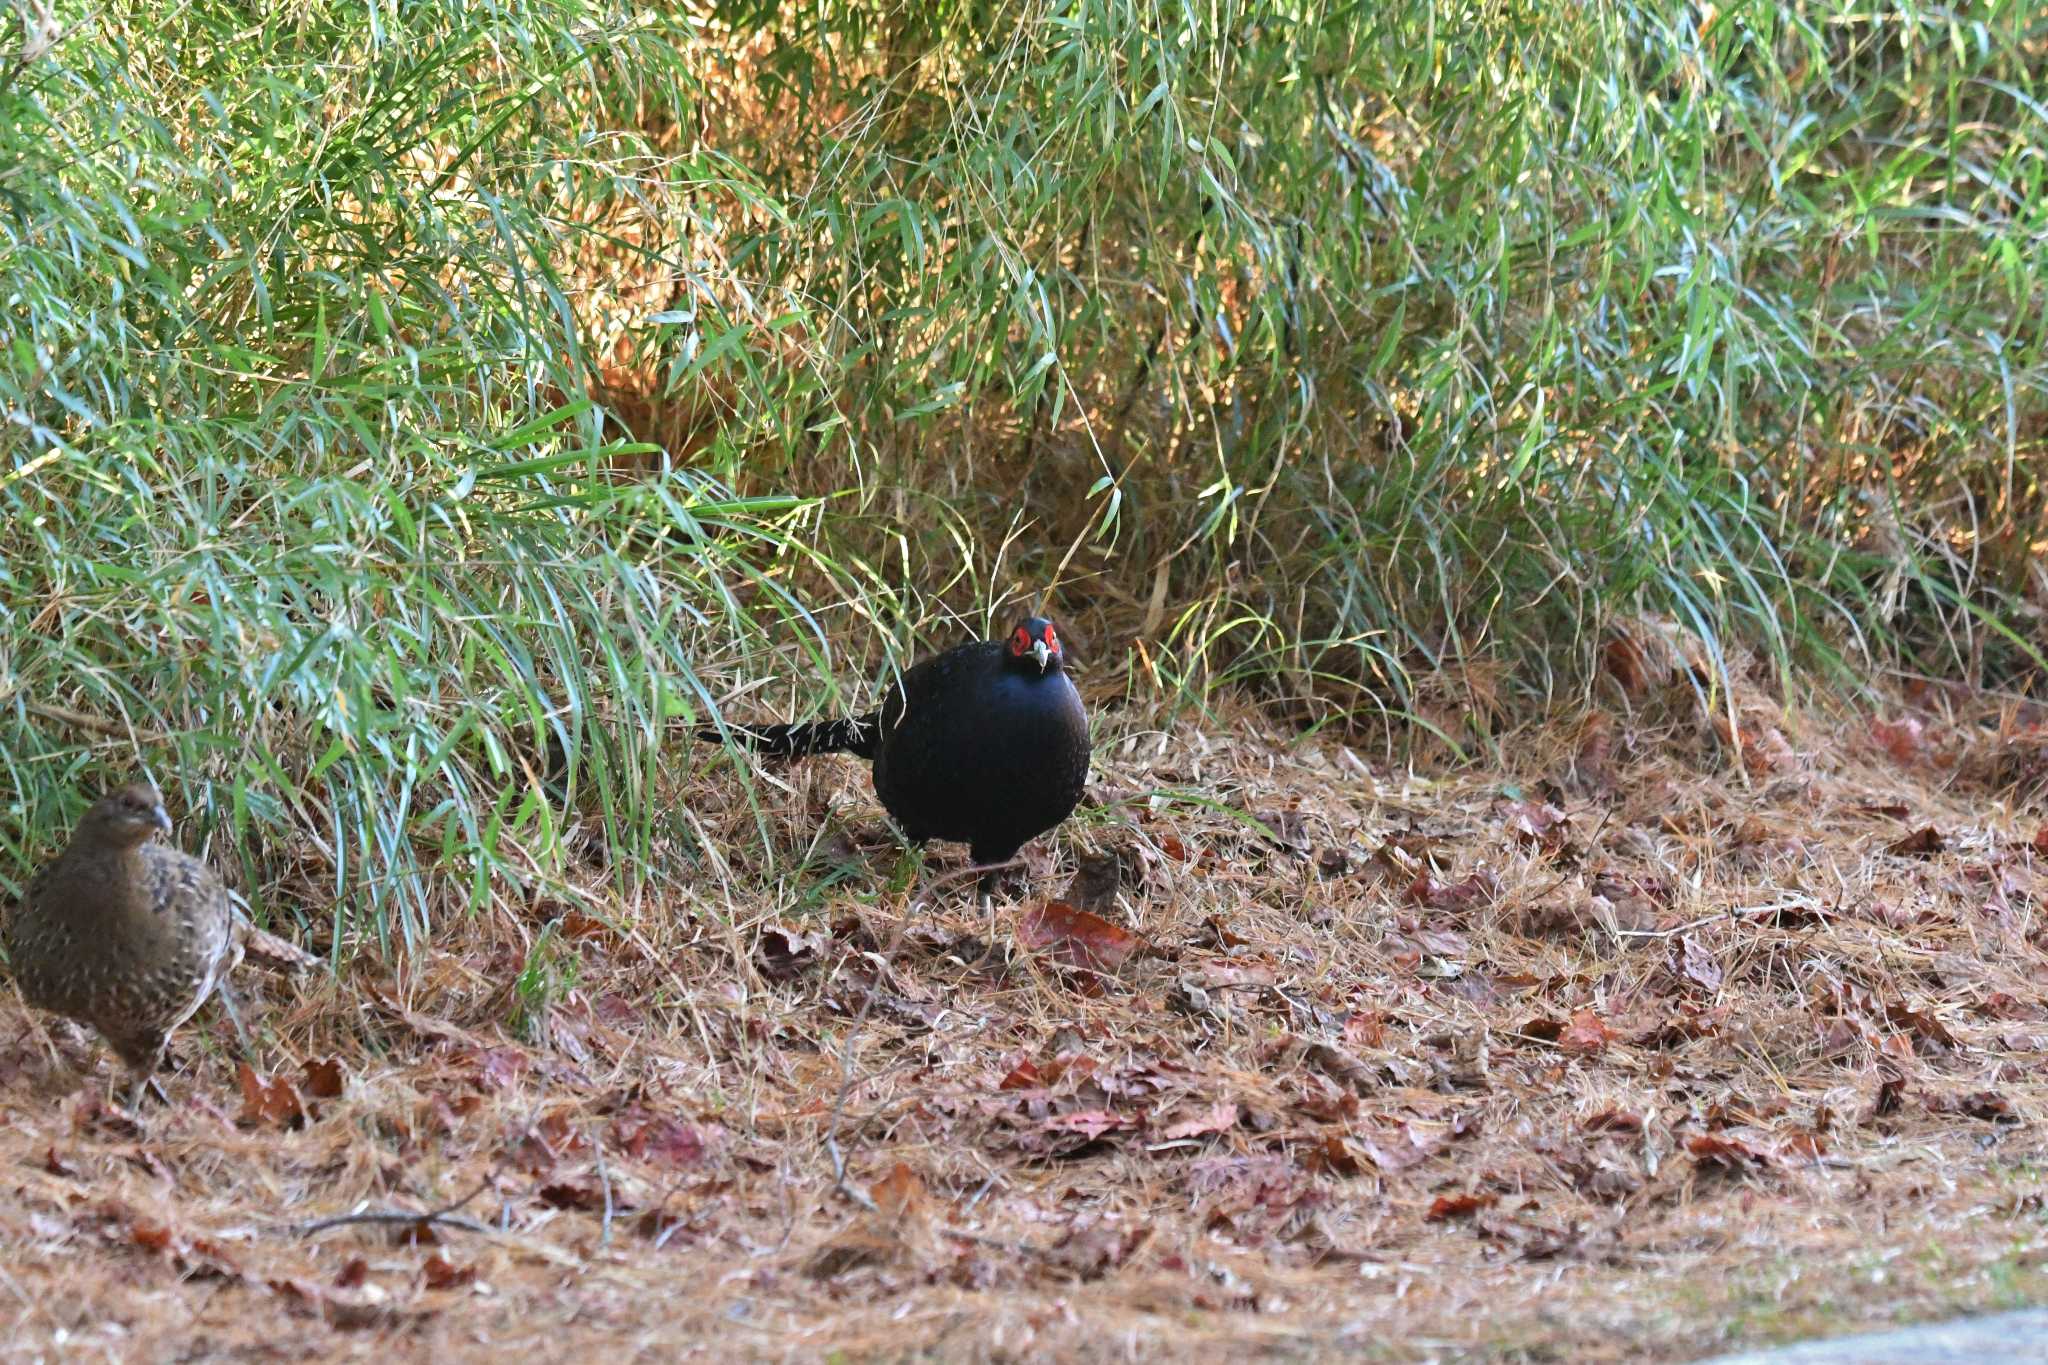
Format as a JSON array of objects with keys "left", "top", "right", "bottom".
[{"left": 696, "top": 714, "right": 880, "bottom": 761}]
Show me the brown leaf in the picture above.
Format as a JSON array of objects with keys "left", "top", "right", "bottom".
[
  {"left": 1582, "top": 1109, "right": 1644, "bottom": 1134},
  {"left": 301, "top": 1058, "right": 346, "bottom": 1100},
  {"left": 1161, "top": 1101, "right": 1239, "bottom": 1141},
  {"left": 334, "top": 1257, "right": 369, "bottom": 1289},
  {"left": 237, "top": 1063, "right": 306, "bottom": 1130},
  {"left": 237, "top": 923, "right": 321, "bottom": 975},
  {"left": 1686, "top": 1133, "right": 1774, "bottom": 1170},
  {"left": 869, "top": 1162, "right": 928, "bottom": 1218},
  {"left": 1061, "top": 853, "right": 1124, "bottom": 913},
  {"left": 1017, "top": 901, "right": 1141, "bottom": 973},
  {"left": 1869, "top": 716, "right": 1933, "bottom": 766},
  {"left": 612, "top": 1111, "right": 712, "bottom": 1168},
  {"left": 1602, "top": 633, "right": 1653, "bottom": 696},
  {"left": 1305, "top": 1134, "right": 1367, "bottom": 1176},
  {"left": 1405, "top": 870, "right": 1497, "bottom": 911},
  {"left": 756, "top": 924, "right": 828, "bottom": 980},
  {"left": 420, "top": 1256, "right": 475, "bottom": 1291},
  {"left": 1558, "top": 1009, "right": 1615, "bottom": 1055},
  {"left": 1886, "top": 826, "right": 1945, "bottom": 857},
  {"left": 470, "top": 1048, "right": 529, "bottom": 1092},
  {"left": 2034, "top": 824, "right": 2048, "bottom": 856},
  {"left": 1302, "top": 1041, "right": 1378, "bottom": 1094},
  {"left": 1926, "top": 1091, "right": 2019, "bottom": 1124},
  {"left": 1869, "top": 1070, "right": 1909, "bottom": 1121},
  {"left": 1426, "top": 1192, "right": 1497, "bottom": 1221},
  {"left": 537, "top": 1180, "right": 607, "bottom": 1212},
  {"left": 998, "top": 1058, "right": 1043, "bottom": 1091},
  {"left": 1358, "top": 1121, "right": 1449, "bottom": 1172},
  {"left": 1678, "top": 935, "right": 1723, "bottom": 993},
  {"left": 1043, "top": 1110, "right": 1131, "bottom": 1140},
  {"left": 559, "top": 910, "right": 616, "bottom": 942},
  {"left": 1502, "top": 801, "right": 1570, "bottom": 852}
]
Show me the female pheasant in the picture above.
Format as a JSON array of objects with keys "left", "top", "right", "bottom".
[
  {"left": 699, "top": 616, "right": 1090, "bottom": 868},
  {"left": 6, "top": 782, "right": 243, "bottom": 1105}
]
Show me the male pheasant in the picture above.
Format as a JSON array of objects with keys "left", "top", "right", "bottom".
[
  {"left": 698, "top": 616, "right": 1089, "bottom": 869},
  {"left": 6, "top": 782, "right": 245, "bottom": 1105}
]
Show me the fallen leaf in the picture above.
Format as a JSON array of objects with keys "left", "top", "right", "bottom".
[
  {"left": 1558, "top": 1009, "right": 1615, "bottom": 1055},
  {"left": 1678, "top": 935, "right": 1723, "bottom": 993},
  {"left": 1405, "top": 871, "right": 1497, "bottom": 911},
  {"left": 756, "top": 925, "right": 829, "bottom": 980},
  {"left": 420, "top": 1256, "right": 475, "bottom": 1291},
  {"left": 870, "top": 1162, "right": 928, "bottom": 1218},
  {"left": 1886, "top": 826, "right": 1945, "bottom": 857},
  {"left": 1017, "top": 901, "right": 1141, "bottom": 973},
  {"left": 1043, "top": 1110, "right": 1131, "bottom": 1140},
  {"left": 1869, "top": 717, "right": 1933, "bottom": 766},
  {"left": 1926, "top": 1091, "right": 2019, "bottom": 1124},
  {"left": 1426, "top": 1192, "right": 1497, "bottom": 1221},
  {"left": 1603, "top": 632, "right": 1654, "bottom": 695},
  {"left": 1582, "top": 1109, "right": 1644, "bottom": 1134},
  {"left": 1302, "top": 1041, "right": 1378, "bottom": 1094},
  {"left": 1869, "top": 1070, "right": 1909, "bottom": 1121},
  {"left": 1502, "top": 800, "right": 1570, "bottom": 851},
  {"left": 1305, "top": 1134, "right": 1367, "bottom": 1176},
  {"left": 334, "top": 1257, "right": 369, "bottom": 1289},
  {"left": 470, "top": 1048, "right": 529, "bottom": 1092},
  {"left": 998, "top": 1059, "right": 1043, "bottom": 1091},
  {"left": 1161, "top": 1101, "right": 1239, "bottom": 1141},
  {"left": 238, "top": 1064, "right": 306, "bottom": 1130},
  {"left": 301, "top": 1058, "right": 346, "bottom": 1100},
  {"left": 612, "top": 1111, "right": 711, "bottom": 1168},
  {"left": 1686, "top": 1133, "right": 1774, "bottom": 1170},
  {"left": 1357, "top": 1121, "right": 1448, "bottom": 1172},
  {"left": 558, "top": 910, "right": 615, "bottom": 941},
  {"left": 537, "top": 1180, "right": 607, "bottom": 1212}
]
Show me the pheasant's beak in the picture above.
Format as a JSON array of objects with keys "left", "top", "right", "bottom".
[
  {"left": 1031, "top": 638, "right": 1051, "bottom": 672},
  {"left": 151, "top": 805, "right": 173, "bottom": 836}
]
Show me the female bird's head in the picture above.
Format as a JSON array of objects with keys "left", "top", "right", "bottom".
[
  {"left": 1004, "top": 617, "right": 1066, "bottom": 675},
  {"left": 76, "top": 782, "right": 174, "bottom": 849}
]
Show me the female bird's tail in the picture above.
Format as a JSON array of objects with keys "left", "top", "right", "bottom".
[{"left": 695, "top": 715, "right": 879, "bottom": 761}]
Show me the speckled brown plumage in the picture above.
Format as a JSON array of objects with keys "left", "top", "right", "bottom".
[{"left": 4, "top": 782, "right": 241, "bottom": 1088}]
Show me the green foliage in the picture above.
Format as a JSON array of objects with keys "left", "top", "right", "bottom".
[
  {"left": 0, "top": 0, "right": 843, "bottom": 949},
  {"left": 1, "top": 0, "right": 2041, "bottom": 949}
]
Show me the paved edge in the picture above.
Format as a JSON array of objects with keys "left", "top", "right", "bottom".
[{"left": 1693, "top": 1308, "right": 2048, "bottom": 1364}]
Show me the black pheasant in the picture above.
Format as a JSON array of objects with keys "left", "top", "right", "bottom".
[{"left": 699, "top": 616, "right": 1089, "bottom": 868}]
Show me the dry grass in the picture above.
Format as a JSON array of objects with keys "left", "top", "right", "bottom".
[{"left": 3, "top": 677, "right": 2047, "bottom": 1363}]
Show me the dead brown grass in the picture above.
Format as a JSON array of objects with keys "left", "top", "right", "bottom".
[{"left": 4, "top": 678, "right": 2047, "bottom": 1363}]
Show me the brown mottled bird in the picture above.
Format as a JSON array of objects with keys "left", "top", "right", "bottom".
[{"left": 5, "top": 782, "right": 245, "bottom": 1104}]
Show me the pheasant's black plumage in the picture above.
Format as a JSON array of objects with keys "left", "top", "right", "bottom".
[{"left": 699, "top": 616, "right": 1089, "bottom": 866}]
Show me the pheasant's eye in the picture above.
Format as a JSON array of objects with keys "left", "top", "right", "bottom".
[
  {"left": 1013, "top": 628, "right": 1030, "bottom": 653},
  {"left": 1043, "top": 627, "right": 1058, "bottom": 652}
]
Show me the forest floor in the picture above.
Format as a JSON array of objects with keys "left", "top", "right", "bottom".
[{"left": 2, "top": 672, "right": 2047, "bottom": 1363}]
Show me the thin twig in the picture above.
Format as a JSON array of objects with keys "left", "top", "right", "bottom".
[
  {"left": 940, "top": 1226, "right": 1052, "bottom": 1258},
  {"left": 294, "top": 1209, "right": 494, "bottom": 1237},
  {"left": 293, "top": 1078, "right": 547, "bottom": 1239},
  {"left": 907, "top": 857, "right": 1024, "bottom": 914},
  {"left": 594, "top": 1131, "right": 614, "bottom": 1249},
  {"left": 1610, "top": 898, "right": 1831, "bottom": 940},
  {"left": 824, "top": 969, "right": 883, "bottom": 1214}
]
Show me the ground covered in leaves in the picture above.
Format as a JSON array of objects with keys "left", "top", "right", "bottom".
[{"left": 4, "top": 677, "right": 2047, "bottom": 1362}]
